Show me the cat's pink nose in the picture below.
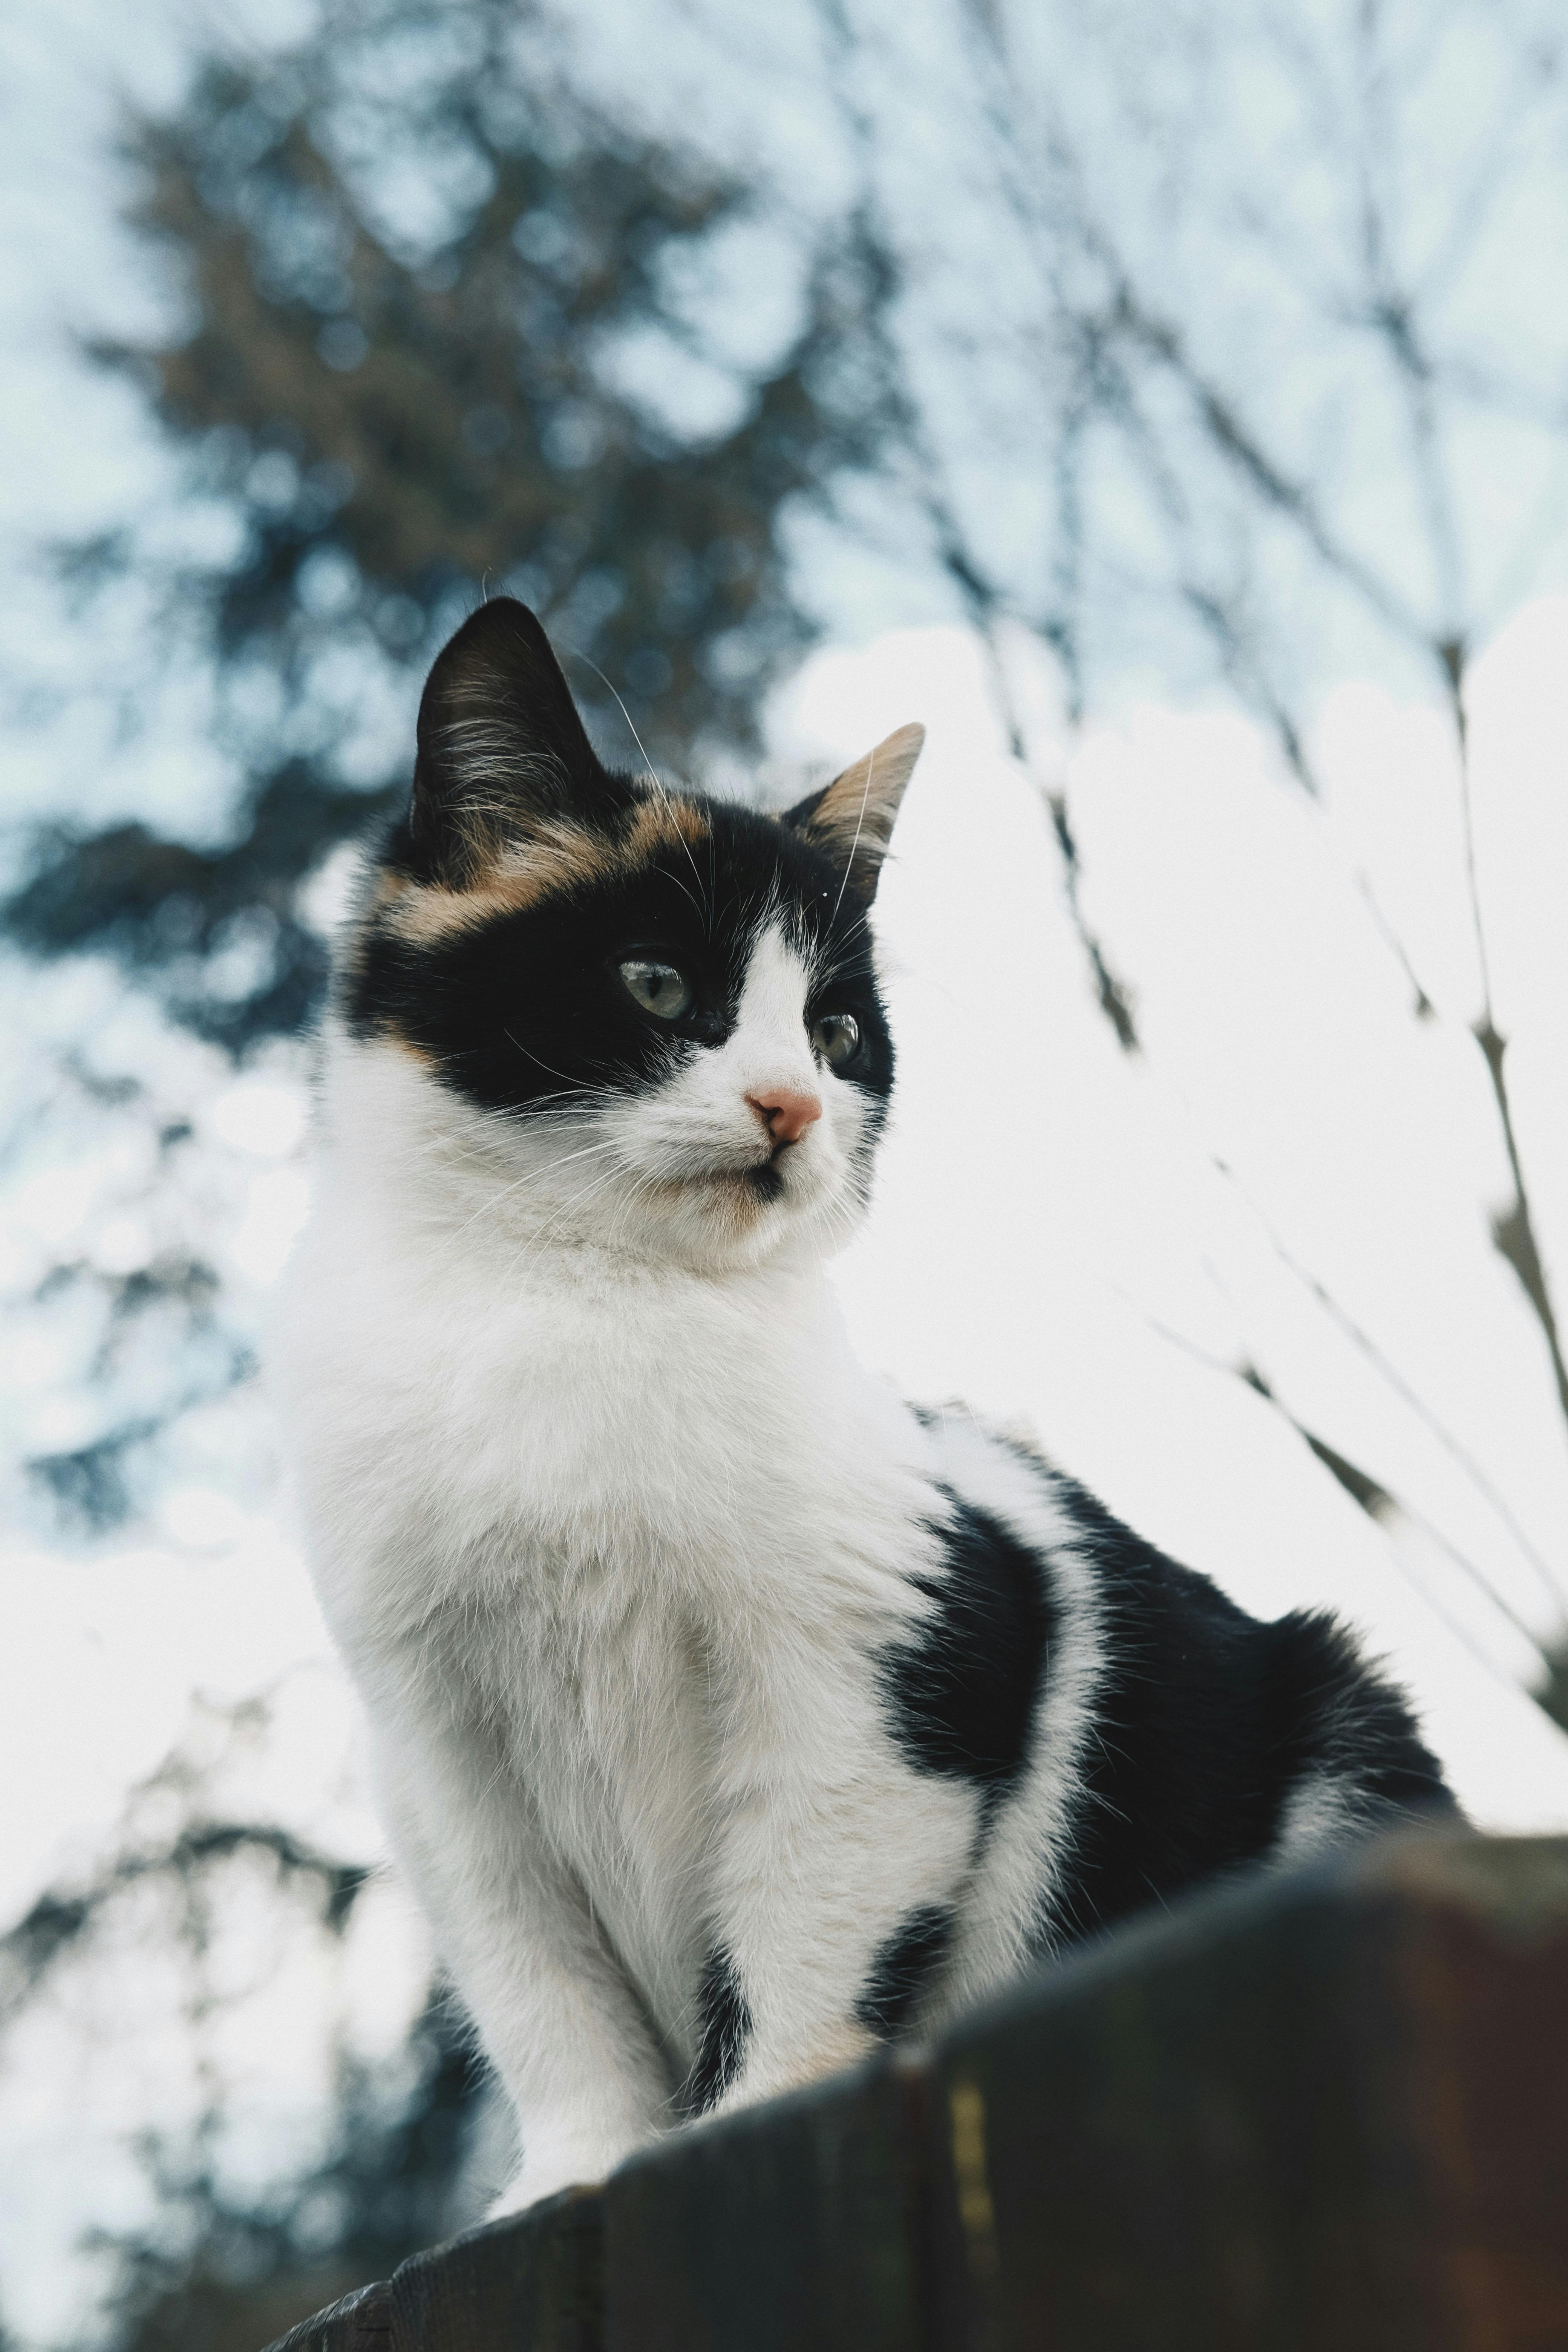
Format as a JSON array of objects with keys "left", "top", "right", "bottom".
[{"left": 747, "top": 1087, "right": 822, "bottom": 1147}]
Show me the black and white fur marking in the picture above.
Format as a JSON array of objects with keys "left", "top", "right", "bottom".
[{"left": 275, "top": 599, "right": 1456, "bottom": 2215}]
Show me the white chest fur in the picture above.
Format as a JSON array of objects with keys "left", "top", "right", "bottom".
[{"left": 275, "top": 1043, "right": 943, "bottom": 2069}]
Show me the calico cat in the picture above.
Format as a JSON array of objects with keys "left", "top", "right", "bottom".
[{"left": 275, "top": 596, "right": 1456, "bottom": 2216}]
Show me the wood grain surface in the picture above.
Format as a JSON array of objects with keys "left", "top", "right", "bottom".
[{"left": 260, "top": 1831, "right": 1568, "bottom": 2352}]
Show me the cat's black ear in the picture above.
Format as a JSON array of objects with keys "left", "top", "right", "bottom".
[
  {"left": 409, "top": 599, "right": 603, "bottom": 882},
  {"left": 783, "top": 724, "right": 924, "bottom": 904}
]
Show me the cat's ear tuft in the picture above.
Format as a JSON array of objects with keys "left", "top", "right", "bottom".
[
  {"left": 409, "top": 599, "right": 603, "bottom": 882},
  {"left": 783, "top": 723, "right": 924, "bottom": 903}
]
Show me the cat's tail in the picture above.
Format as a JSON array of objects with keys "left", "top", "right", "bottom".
[{"left": 1267, "top": 1607, "right": 1465, "bottom": 1863}]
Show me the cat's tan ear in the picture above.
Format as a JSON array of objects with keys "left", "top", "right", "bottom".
[{"left": 783, "top": 722, "right": 925, "bottom": 903}]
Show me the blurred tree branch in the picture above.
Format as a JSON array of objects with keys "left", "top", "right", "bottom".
[{"left": 805, "top": 0, "right": 1568, "bottom": 1690}]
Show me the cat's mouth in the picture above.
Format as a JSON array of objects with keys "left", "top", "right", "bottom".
[
  {"left": 635, "top": 1126, "right": 821, "bottom": 1222},
  {"left": 692, "top": 1157, "right": 786, "bottom": 1197},
  {"left": 667, "top": 1153, "right": 792, "bottom": 1213},
  {"left": 742, "top": 1160, "right": 786, "bottom": 1204}
]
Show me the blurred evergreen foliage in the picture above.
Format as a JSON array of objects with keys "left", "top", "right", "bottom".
[
  {"left": 2, "top": 4, "right": 894, "bottom": 2335},
  {"left": 4, "top": 0, "right": 889, "bottom": 1052},
  {"left": 2, "top": 1824, "right": 487, "bottom": 2351},
  {"left": 110, "top": 1993, "right": 482, "bottom": 2352}
]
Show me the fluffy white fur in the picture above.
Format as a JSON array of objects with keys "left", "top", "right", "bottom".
[{"left": 275, "top": 908, "right": 1105, "bottom": 2213}]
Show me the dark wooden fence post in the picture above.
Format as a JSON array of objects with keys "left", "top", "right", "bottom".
[
  {"left": 924, "top": 1833, "right": 1568, "bottom": 2351},
  {"left": 262, "top": 1831, "right": 1568, "bottom": 2352},
  {"left": 603, "top": 2041, "right": 928, "bottom": 2350},
  {"left": 262, "top": 2192, "right": 602, "bottom": 2352}
]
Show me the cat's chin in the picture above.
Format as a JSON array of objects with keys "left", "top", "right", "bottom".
[
  {"left": 652, "top": 1166, "right": 800, "bottom": 1254},
  {"left": 741, "top": 1159, "right": 786, "bottom": 1205},
  {"left": 687, "top": 1159, "right": 788, "bottom": 1214},
  {"left": 613, "top": 1156, "right": 858, "bottom": 1273}
]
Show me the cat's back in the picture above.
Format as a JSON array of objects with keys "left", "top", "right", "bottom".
[
  {"left": 898, "top": 1409, "right": 1458, "bottom": 1963},
  {"left": 1031, "top": 1462, "right": 1461, "bottom": 1937}
]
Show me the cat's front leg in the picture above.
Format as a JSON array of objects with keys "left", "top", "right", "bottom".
[
  {"left": 367, "top": 1684, "right": 674, "bottom": 2214},
  {"left": 690, "top": 1693, "right": 979, "bottom": 2119}
]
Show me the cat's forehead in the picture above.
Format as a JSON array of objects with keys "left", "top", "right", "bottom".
[
  {"left": 373, "top": 787, "right": 707, "bottom": 943},
  {"left": 368, "top": 779, "right": 866, "bottom": 966}
]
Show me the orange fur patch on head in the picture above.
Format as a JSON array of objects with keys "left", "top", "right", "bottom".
[
  {"left": 381, "top": 821, "right": 619, "bottom": 944},
  {"left": 375, "top": 794, "right": 710, "bottom": 949},
  {"left": 623, "top": 795, "right": 710, "bottom": 863}
]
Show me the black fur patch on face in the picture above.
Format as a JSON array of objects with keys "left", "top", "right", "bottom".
[
  {"left": 876, "top": 1492, "right": 1054, "bottom": 1824},
  {"left": 345, "top": 793, "right": 895, "bottom": 1127},
  {"left": 1035, "top": 1469, "right": 1459, "bottom": 1951},
  {"left": 855, "top": 1903, "right": 953, "bottom": 2040},
  {"left": 681, "top": 1945, "right": 752, "bottom": 2117}
]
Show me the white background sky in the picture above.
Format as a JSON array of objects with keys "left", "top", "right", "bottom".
[{"left": 3, "top": 0, "right": 1568, "bottom": 2342}]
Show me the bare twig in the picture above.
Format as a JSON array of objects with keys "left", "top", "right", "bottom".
[
  {"left": 1436, "top": 643, "right": 1568, "bottom": 1432},
  {"left": 816, "top": 0, "right": 1568, "bottom": 1634},
  {"left": 0, "top": 1823, "right": 370, "bottom": 2017},
  {"left": 949, "top": 545, "right": 1141, "bottom": 1054},
  {"left": 1214, "top": 1151, "right": 1568, "bottom": 1616},
  {"left": 1131, "top": 1296, "right": 1555, "bottom": 1706}
]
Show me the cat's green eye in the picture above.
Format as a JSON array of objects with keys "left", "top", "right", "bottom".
[
  {"left": 620, "top": 959, "right": 692, "bottom": 1020},
  {"left": 812, "top": 1012, "right": 861, "bottom": 1068}
]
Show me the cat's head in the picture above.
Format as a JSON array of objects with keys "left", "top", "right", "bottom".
[{"left": 336, "top": 599, "right": 923, "bottom": 1271}]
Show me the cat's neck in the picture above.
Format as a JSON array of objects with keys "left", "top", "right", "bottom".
[{"left": 291, "top": 1034, "right": 925, "bottom": 1623}]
